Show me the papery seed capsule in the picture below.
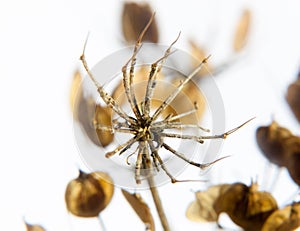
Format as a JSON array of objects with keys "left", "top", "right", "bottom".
[
  {"left": 65, "top": 170, "right": 114, "bottom": 217},
  {"left": 25, "top": 221, "right": 46, "bottom": 231},
  {"left": 214, "top": 182, "right": 278, "bottom": 231},
  {"left": 262, "top": 202, "right": 300, "bottom": 231},
  {"left": 256, "top": 121, "right": 293, "bottom": 166},
  {"left": 286, "top": 77, "right": 300, "bottom": 123},
  {"left": 122, "top": 2, "right": 158, "bottom": 44}
]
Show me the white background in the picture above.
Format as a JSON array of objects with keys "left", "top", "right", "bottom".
[{"left": 1, "top": 0, "right": 300, "bottom": 230}]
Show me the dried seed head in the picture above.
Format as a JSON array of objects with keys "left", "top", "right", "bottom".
[
  {"left": 186, "top": 184, "right": 231, "bottom": 222},
  {"left": 262, "top": 202, "right": 300, "bottom": 231},
  {"left": 256, "top": 120, "right": 293, "bottom": 166},
  {"left": 65, "top": 170, "right": 114, "bottom": 217},
  {"left": 121, "top": 189, "right": 155, "bottom": 230},
  {"left": 233, "top": 8, "right": 251, "bottom": 52},
  {"left": 286, "top": 76, "right": 300, "bottom": 123},
  {"left": 122, "top": 2, "right": 158, "bottom": 44},
  {"left": 25, "top": 222, "right": 46, "bottom": 231},
  {"left": 214, "top": 182, "right": 278, "bottom": 231}
]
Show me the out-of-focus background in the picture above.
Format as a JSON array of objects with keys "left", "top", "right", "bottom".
[{"left": 1, "top": 0, "right": 300, "bottom": 230}]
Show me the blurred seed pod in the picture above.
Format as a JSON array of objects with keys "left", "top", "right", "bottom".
[
  {"left": 94, "top": 105, "right": 114, "bottom": 147},
  {"left": 71, "top": 70, "right": 114, "bottom": 147},
  {"left": 186, "top": 184, "right": 231, "bottom": 222},
  {"left": 214, "top": 182, "right": 278, "bottom": 231},
  {"left": 65, "top": 170, "right": 114, "bottom": 217},
  {"left": 189, "top": 40, "right": 213, "bottom": 76},
  {"left": 122, "top": 2, "right": 158, "bottom": 44},
  {"left": 70, "top": 70, "right": 83, "bottom": 113},
  {"left": 233, "top": 8, "right": 251, "bottom": 52},
  {"left": 286, "top": 74, "right": 300, "bottom": 123},
  {"left": 262, "top": 202, "right": 300, "bottom": 231},
  {"left": 25, "top": 221, "right": 46, "bottom": 231},
  {"left": 256, "top": 120, "right": 293, "bottom": 167},
  {"left": 121, "top": 189, "right": 155, "bottom": 230},
  {"left": 287, "top": 151, "right": 300, "bottom": 186}
]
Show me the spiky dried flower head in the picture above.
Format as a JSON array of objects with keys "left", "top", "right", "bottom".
[{"left": 76, "top": 14, "right": 252, "bottom": 187}]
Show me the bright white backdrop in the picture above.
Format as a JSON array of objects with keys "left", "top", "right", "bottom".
[{"left": 1, "top": 0, "right": 300, "bottom": 230}]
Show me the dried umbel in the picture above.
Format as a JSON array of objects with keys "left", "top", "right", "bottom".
[
  {"left": 122, "top": 189, "right": 155, "bottom": 231},
  {"left": 261, "top": 202, "right": 300, "bottom": 231},
  {"left": 286, "top": 72, "right": 300, "bottom": 123},
  {"left": 80, "top": 14, "right": 251, "bottom": 184},
  {"left": 65, "top": 170, "right": 114, "bottom": 217},
  {"left": 122, "top": 2, "right": 158, "bottom": 44},
  {"left": 186, "top": 182, "right": 278, "bottom": 230}
]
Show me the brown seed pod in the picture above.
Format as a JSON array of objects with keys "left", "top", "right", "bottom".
[
  {"left": 286, "top": 77, "right": 300, "bottom": 123},
  {"left": 25, "top": 222, "right": 46, "bottom": 231},
  {"left": 233, "top": 8, "right": 251, "bottom": 52},
  {"left": 122, "top": 2, "right": 158, "bottom": 44},
  {"left": 121, "top": 189, "right": 155, "bottom": 230},
  {"left": 65, "top": 170, "right": 114, "bottom": 217},
  {"left": 214, "top": 182, "right": 278, "bottom": 231},
  {"left": 287, "top": 150, "right": 300, "bottom": 186},
  {"left": 186, "top": 184, "right": 231, "bottom": 222},
  {"left": 94, "top": 105, "right": 114, "bottom": 147},
  {"left": 71, "top": 71, "right": 114, "bottom": 147},
  {"left": 70, "top": 70, "right": 83, "bottom": 113},
  {"left": 262, "top": 202, "right": 300, "bottom": 231},
  {"left": 256, "top": 120, "right": 293, "bottom": 166}
]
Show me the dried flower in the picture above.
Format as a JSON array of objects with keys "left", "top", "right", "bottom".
[
  {"left": 65, "top": 170, "right": 114, "bottom": 217},
  {"left": 80, "top": 14, "right": 251, "bottom": 184},
  {"left": 122, "top": 2, "right": 158, "bottom": 44},
  {"left": 189, "top": 40, "right": 212, "bottom": 76},
  {"left": 122, "top": 189, "right": 155, "bottom": 230}
]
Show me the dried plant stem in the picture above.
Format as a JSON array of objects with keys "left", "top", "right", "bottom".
[
  {"left": 147, "top": 175, "right": 171, "bottom": 231},
  {"left": 98, "top": 213, "right": 107, "bottom": 231}
]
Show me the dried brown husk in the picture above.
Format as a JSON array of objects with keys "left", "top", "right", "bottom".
[
  {"left": 186, "top": 184, "right": 231, "bottom": 222},
  {"left": 262, "top": 202, "right": 300, "bottom": 231},
  {"left": 65, "top": 170, "right": 114, "bottom": 217},
  {"left": 70, "top": 70, "right": 83, "bottom": 113},
  {"left": 189, "top": 40, "right": 212, "bottom": 76},
  {"left": 287, "top": 150, "right": 300, "bottom": 186},
  {"left": 256, "top": 120, "right": 293, "bottom": 166},
  {"left": 233, "top": 8, "right": 251, "bottom": 52},
  {"left": 286, "top": 78, "right": 300, "bottom": 123},
  {"left": 71, "top": 70, "right": 114, "bottom": 147},
  {"left": 122, "top": 2, "right": 158, "bottom": 44},
  {"left": 121, "top": 189, "right": 155, "bottom": 231},
  {"left": 94, "top": 105, "right": 114, "bottom": 147},
  {"left": 214, "top": 182, "right": 278, "bottom": 231},
  {"left": 25, "top": 222, "right": 46, "bottom": 231}
]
